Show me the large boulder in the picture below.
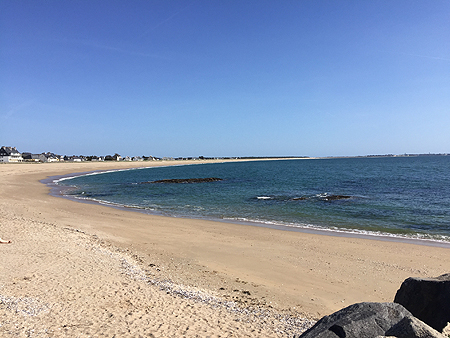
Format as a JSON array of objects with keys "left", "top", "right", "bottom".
[
  {"left": 394, "top": 273, "right": 450, "bottom": 332},
  {"left": 298, "top": 302, "right": 412, "bottom": 338},
  {"left": 385, "top": 316, "right": 446, "bottom": 338}
]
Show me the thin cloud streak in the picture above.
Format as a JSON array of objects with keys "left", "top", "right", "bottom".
[
  {"left": 137, "top": 0, "right": 198, "bottom": 40},
  {"left": 53, "top": 37, "right": 166, "bottom": 59},
  {"left": 399, "top": 51, "right": 450, "bottom": 62},
  {"left": 409, "top": 53, "right": 450, "bottom": 62},
  {"left": 2, "top": 101, "right": 35, "bottom": 120}
]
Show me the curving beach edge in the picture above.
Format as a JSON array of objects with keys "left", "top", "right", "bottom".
[{"left": 1, "top": 160, "right": 449, "bottom": 337}]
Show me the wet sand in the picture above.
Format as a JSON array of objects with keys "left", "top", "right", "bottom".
[{"left": 1, "top": 160, "right": 449, "bottom": 337}]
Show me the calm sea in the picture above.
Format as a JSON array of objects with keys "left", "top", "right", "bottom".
[{"left": 56, "top": 156, "right": 450, "bottom": 243}]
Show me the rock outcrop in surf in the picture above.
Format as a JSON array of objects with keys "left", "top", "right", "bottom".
[
  {"left": 291, "top": 195, "right": 352, "bottom": 201},
  {"left": 141, "top": 177, "right": 223, "bottom": 184},
  {"left": 320, "top": 195, "right": 352, "bottom": 201}
]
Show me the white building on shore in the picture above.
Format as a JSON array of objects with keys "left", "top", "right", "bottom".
[{"left": 0, "top": 146, "right": 23, "bottom": 163}]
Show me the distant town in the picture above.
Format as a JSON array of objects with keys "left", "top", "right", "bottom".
[
  {"left": 0, "top": 145, "right": 448, "bottom": 163},
  {"left": 0, "top": 146, "right": 308, "bottom": 163}
]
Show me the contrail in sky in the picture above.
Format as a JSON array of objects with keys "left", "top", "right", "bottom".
[
  {"left": 137, "top": 1, "right": 198, "bottom": 40},
  {"left": 2, "top": 101, "right": 34, "bottom": 119},
  {"left": 401, "top": 52, "right": 450, "bottom": 62}
]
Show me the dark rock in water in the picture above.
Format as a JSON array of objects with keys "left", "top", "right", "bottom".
[
  {"left": 385, "top": 316, "right": 446, "bottom": 338},
  {"left": 142, "top": 177, "right": 223, "bottom": 184},
  {"left": 321, "top": 195, "right": 352, "bottom": 201},
  {"left": 292, "top": 195, "right": 352, "bottom": 201},
  {"left": 394, "top": 273, "right": 450, "bottom": 332},
  {"left": 298, "top": 302, "right": 412, "bottom": 338}
]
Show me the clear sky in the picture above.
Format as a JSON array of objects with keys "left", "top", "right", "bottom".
[{"left": 1, "top": 1, "right": 449, "bottom": 158}]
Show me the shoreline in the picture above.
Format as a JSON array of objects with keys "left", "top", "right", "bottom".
[
  {"left": 2, "top": 161, "right": 450, "bottom": 336},
  {"left": 48, "top": 164, "right": 450, "bottom": 249}
]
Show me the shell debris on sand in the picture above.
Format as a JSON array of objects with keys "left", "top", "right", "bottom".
[
  {"left": 0, "top": 294, "right": 50, "bottom": 317},
  {"left": 0, "top": 204, "right": 315, "bottom": 337},
  {"left": 95, "top": 234, "right": 316, "bottom": 337}
]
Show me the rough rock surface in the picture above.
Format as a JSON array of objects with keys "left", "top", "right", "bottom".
[
  {"left": 385, "top": 316, "right": 446, "bottom": 338},
  {"left": 394, "top": 273, "right": 450, "bottom": 332},
  {"left": 298, "top": 302, "right": 412, "bottom": 338}
]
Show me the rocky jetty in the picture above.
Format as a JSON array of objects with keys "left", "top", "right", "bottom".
[
  {"left": 141, "top": 177, "right": 223, "bottom": 184},
  {"left": 297, "top": 273, "right": 450, "bottom": 338}
]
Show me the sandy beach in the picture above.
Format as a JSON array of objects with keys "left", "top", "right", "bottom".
[{"left": 1, "top": 161, "right": 449, "bottom": 337}]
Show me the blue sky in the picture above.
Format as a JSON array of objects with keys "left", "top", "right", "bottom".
[{"left": 1, "top": 1, "right": 449, "bottom": 157}]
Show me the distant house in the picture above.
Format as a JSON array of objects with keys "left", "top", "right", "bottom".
[
  {"left": 0, "top": 146, "right": 23, "bottom": 163},
  {"left": 132, "top": 156, "right": 143, "bottom": 161},
  {"left": 123, "top": 156, "right": 131, "bottom": 161},
  {"left": 39, "top": 152, "right": 60, "bottom": 163},
  {"left": 104, "top": 154, "right": 122, "bottom": 161},
  {"left": 22, "top": 152, "right": 41, "bottom": 162},
  {"left": 64, "top": 155, "right": 83, "bottom": 162}
]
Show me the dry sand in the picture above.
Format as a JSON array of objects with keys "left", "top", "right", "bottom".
[{"left": 1, "top": 161, "right": 449, "bottom": 337}]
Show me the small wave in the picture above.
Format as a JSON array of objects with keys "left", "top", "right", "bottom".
[
  {"left": 255, "top": 193, "right": 354, "bottom": 202},
  {"left": 221, "top": 216, "right": 450, "bottom": 245},
  {"left": 67, "top": 195, "right": 145, "bottom": 210},
  {"left": 53, "top": 164, "right": 182, "bottom": 184},
  {"left": 53, "top": 169, "right": 130, "bottom": 183}
]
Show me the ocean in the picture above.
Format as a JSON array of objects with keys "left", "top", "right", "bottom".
[{"left": 55, "top": 156, "right": 450, "bottom": 243}]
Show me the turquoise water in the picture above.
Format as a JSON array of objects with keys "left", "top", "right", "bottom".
[{"left": 56, "top": 156, "right": 450, "bottom": 242}]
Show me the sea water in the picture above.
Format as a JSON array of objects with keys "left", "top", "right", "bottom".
[{"left": 56, "top": 156, "right": 450, "bottom": 242}]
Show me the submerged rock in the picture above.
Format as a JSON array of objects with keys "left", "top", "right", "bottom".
[
  {"left": 321, "top": 195, "right": 352, "bottom": 201},
  {"left": 141, "top": 177, "right": 223, "bottom": 184},
  {"left": 394, "top": 273, "right": 450, "bottom": 332},
  {"left": 291, "top": 195, "right": 352, "bottom": 201}
]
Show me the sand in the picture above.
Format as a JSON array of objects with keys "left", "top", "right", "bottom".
[{"left": 1, "top": 160, "right": 449, "bottom": 337}]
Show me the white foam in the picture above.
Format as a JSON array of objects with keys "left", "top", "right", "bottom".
[
  {"left": 52, "top": 162, "right": 207, "bottom": 184},
  {"left": 222, "top": 216, "right": 450, "bottom": 246}
]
